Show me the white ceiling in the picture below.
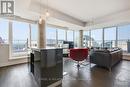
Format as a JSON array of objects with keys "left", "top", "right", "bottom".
[
  {"left": 37, "top": 0, "right": 130, "bottom": 22},
  {"left": 39, "top": 0, "right": 130, "bottom": 22},
  {"left": 14, "top": 0, "right": 130, "bottom": 28},
  {"left": 15, "top": 0, "right": 130, "bottom": 22}
]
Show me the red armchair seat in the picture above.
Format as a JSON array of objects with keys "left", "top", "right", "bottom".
[{"left": 69, "top": 48, "right": 89, "bottom": 66}]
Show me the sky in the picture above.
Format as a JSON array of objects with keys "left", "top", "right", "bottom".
[
  {"left": 85, "top": 25, "right": 130, "bottom": 41},
  {"left": 118, "top": 25, "right": 130, "bottom": 40},
  {"left": 0, "top": 20, "right": 8, "bottom": 40},
  {"left": 91, "top": 29, "right": 102, "bottom": 41},
  {"left": 46, "top": 26, "right": 74, "bottom": 41},
  {"left": 104, "top": 27, "right": 116, "bottom": 40},
  {"left": 0, "top": 20, "right": 38, "bottom": 42}
]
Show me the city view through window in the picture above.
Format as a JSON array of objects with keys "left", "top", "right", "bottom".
[
  {"left": 83, "top": 26, "right": 130, "bottom": 53},
  {"left": 1, "top": 18, "right": 130, "bottom": 59}
]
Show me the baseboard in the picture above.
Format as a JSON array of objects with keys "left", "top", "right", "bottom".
[
  {"left": 0, "top": 61, "right": 28, "bottom": 67},
  {"left": 123, "top": 59, "right": 130, "bottom": 61}
]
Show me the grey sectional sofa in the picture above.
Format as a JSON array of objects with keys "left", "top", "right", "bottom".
[{"left": 90, "top": 48, "right": 123, "bottom": 71}]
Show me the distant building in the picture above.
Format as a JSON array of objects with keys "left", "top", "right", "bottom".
[
  {"left": 83, "top": 35, "right": 91, "bottom": 47},
  {"left": 0, "top": 37, "right": 4, "bottom": 44}
]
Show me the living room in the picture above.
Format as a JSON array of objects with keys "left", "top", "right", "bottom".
[{"left": 0, "top": 0, "right": 130, "bottom": 87}]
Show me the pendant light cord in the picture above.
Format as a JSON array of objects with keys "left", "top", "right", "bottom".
[{"left": 47, "top": 0, "right": 48, "bottom": 11}]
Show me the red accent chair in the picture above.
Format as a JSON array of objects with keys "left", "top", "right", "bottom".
[{"left": 69, "top": 48, "right": 89, "bottom": 67}]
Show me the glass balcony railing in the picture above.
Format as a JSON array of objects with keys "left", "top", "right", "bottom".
[
  {"left": 12, "top": 40, "right": 28, "bottom": 57},
  {"left": 46, "top": 39, "right": 57, "bottom": 48},
  {"left": 118, "top": 40, "right": 130, "bottom": 53},
  {"left": 91, "top": 40, "right": 103, "bottom": 48},
  {"left": 13, "top": 40, "right": 27, "bottom": 52},
  {"left": 12, "top": 40, "right": 38, "bottom": 57},
  {"left": 83, "top": 40, "right": 103, "bottom": 48},
  {"left": 83, "top": 40, "right": 130, "bottom": 53},
  {"left": 104, "top": 40, "right": 116, "bottom": 48}
]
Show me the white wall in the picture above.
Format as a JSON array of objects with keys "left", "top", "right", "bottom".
[{"left": 0, "top": 44, "right": 28, "bottom": 67}]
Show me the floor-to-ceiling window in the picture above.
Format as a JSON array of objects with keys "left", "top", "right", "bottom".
[
  {"left": 104, "top": 27, "right": 116, "bottom": 48},
  {"left": 12, "top": 21, "right": 29, "bottom": 57},
  {"left": 118, "top": 25, "right": 130, "bottom": 53},
  {"left": 67, "top": 30, "right": 74, "bottom": 41},
  {"left": 0, "top": 18, "right": 39, "bottom": 58},
  {"left": 0, "top": 19, "right": 9, "bottom": 44},
  {"left": 46, "top": 26, "right": 76, "bottom": 48},
  {"left": 31, "top": 24, "right": 38, "bottom": 48},
  {"left": 83, "top": 30, "right": 90, "bottom": 47},
  {"left": 91, "top": 29, "right": 103, "bottom": 47},
  {"left": 0, "top": 19, "right": 82, "bottom": 58},
  {"left": 57, "top": 29, "right": 66, "bottom": 45},
  {"left": 74, "top": 30, "right": 79, "bottom": 47},
  {"left": 46, "top": 26, "right": 57, "bottom": 48}
]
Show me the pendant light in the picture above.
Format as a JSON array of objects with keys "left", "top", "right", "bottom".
[
  {"left": 39, "top": 0, "right": 50, "bottom": 23},
  {"left": 39, "top": 16, "right": 43, "bottom": 24},
  {"left": 45, "top": 0, "right": 50, "bottom": 18},
  {"left": 39, "top": 0, "right": 43, "bottom": 24},
  {"left": 45, "top": 10, "right": 50, "bottom": 17}
]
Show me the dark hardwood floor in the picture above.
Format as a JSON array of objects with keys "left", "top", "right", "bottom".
[{"left": 0, "top": 59, "right": 130, "bottom": 87}]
